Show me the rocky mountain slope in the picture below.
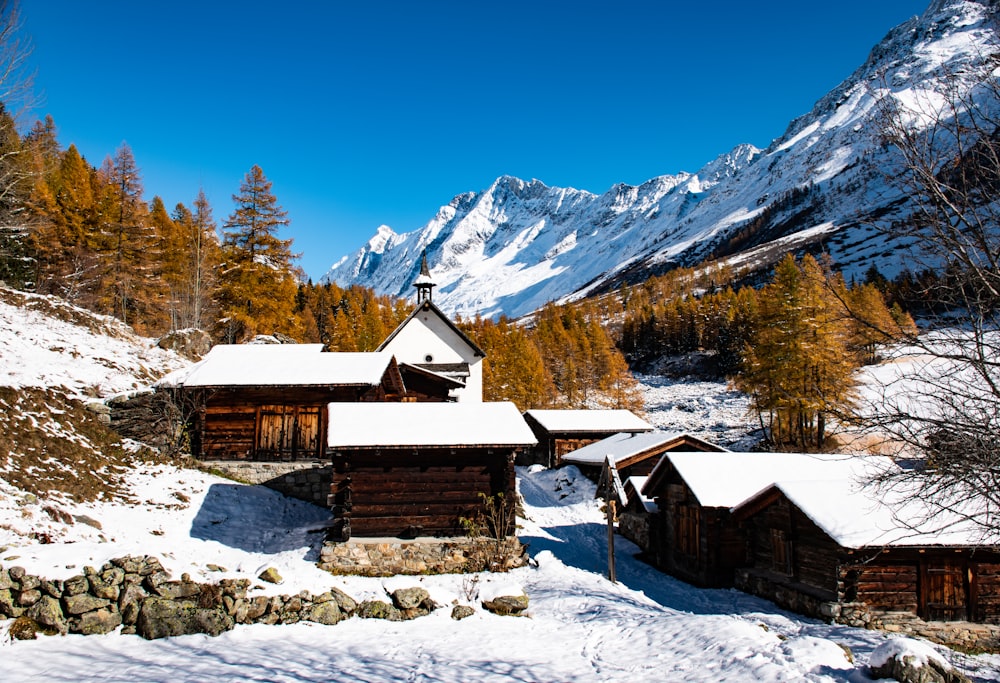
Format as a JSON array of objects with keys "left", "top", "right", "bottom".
[{"left": 323, "top": 0, "right": 998, "bottom": 319}]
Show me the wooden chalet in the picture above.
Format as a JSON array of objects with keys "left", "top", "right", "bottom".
[
  {"left": 326, "top": 401, "right": 537, "bottom": 540},
  {"left": 521, "top": 409, "right": 653, "bottom": 468},
  {"left": 562, "top": 430, "right": 726, "bottom": 485},
  {"left": 732, "top": 477, "right": 1000, "bottom": 625},
  {"left": 156, "top": 345, "right": 457, "bottom": 461},
  {"left": 640, "top": 451, "right": 877, "bottom": 588}
]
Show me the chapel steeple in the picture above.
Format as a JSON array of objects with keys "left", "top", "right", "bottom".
[{"left": 413, "top": 250, "right": 436, "bottom": 304}]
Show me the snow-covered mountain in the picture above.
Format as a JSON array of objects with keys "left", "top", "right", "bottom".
[{"left": 323, "top": 0, "right": 998, "bottom": 319}]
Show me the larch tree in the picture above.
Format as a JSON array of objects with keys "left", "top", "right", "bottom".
[
  {"left": 733, "top": 254, "right": 857, "bottom": 450},
  {"left": 215, "top": 165, "right": 301, "bottom": 343},
  {"left": 171, "top": 189, "right": 220, "bottom": 331}
]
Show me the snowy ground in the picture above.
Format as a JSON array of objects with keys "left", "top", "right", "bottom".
[
  {"left": 636, "top": 373, "right": 760, "bottom": 450},
  {"left": 1, "top": 287, "right": 998, "bottom": 681},
  {"left": 3, "top": 462, "right": 999, "bottom": 682}
]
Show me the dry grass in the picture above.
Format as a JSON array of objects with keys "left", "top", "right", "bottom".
[{"left": 0, "top": 386, "right": 169, "bottom": 503}]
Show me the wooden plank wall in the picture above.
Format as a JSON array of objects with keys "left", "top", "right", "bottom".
[
  {"left": 972, "top": 562, "right": 1000, "bottom": 624},
  {"left": 842, "top": 562, "right": 919, "bottom": 614},
  {"left": 197, "top": 386, "right": 360, "bottom": 460},
  {"left": 331, "top": 448, "right": 516, "bottom": 538}
]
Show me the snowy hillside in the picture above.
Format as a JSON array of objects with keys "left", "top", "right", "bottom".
[{"left": 323, "top": 0, "right": 998, "bottom": 319}]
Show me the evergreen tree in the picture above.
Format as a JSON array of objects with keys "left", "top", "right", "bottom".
[{"left": 215, "top": 165, "right": 300, "bottom": 342}]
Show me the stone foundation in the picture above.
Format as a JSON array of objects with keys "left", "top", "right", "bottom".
[
  {"left": 735, "top": 568, "right": 1000, "bottom": 653},
  {"left": 318, "top": 537, "right": 527, "bottom": 577},
  {"left": 202, "top": 461, "right": 331, "bottom": 507}
]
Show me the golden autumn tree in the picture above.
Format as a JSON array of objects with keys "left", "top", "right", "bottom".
[
  {"left": 465, "top": 316, "right": 555, "bottom": 410},
  {"left": 733, "top": 254, "right": 857, "bottom": 449},
  {"left": 215, "top": 165, "right": 301, "bottom": 343}
]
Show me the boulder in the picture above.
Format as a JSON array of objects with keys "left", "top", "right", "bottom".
[
  {"left": 391, "top": 587, "right": 430, "bottom": 610},
  {"left": 78, "top": 607, "right": 122, "bottom": 636},
  {"left": 64, "top": 593, "right": 111, "bottom": 616},
  {"left": 27, "top": 596, "right": 68, "bottom": 635},
  {"left": 482, "top": 593, "right": 529, "bottom": 616},
  {"left": 357, "top": 600, "right": 403, "bottom": 621},
  {"left": 257, "top": 567, "right": 283, "bottom": 585},
  {"left": 451, "top": 605, "right": 476, "bottom": 621},
  {"left": 135, "top": 597, "right": 234, "bottom": 640},
  {"left": 868, "top": 638, "right": 970, "bottom": 683},
  {"left": 157, "top": 329, "right": 212, "bottom": 360},
  {"left": 304, "top": 601, "right": 343, "bottom": 626}
]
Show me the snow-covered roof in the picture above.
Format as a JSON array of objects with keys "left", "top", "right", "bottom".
[
  {"left": 644, "top": 451, "right": 894, "bottom": 509},
  {"left": 625, "top": 476, "right": 658, "bottom": 513},
  {"left": 561, "top": 430, "right": 724, "bottom": 466},
  {"left": 747, "top": 477, "right": 990, "bottom": 549},
  {"left": 524, "top": 409, "right": 652, "bottom": 434},
  {"left": 156, "top": 345, "right": 395, "bottom": 388},
  {"left": 327, "top": 402, "right": 538, "bottom": 448}
]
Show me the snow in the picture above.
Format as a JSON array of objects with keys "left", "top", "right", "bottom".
[
  {"left": 327, "top": 401, "right": 538, "bottom": 448},
  {"left": 869, "top": 636, "right": 950, "bottom": 669},
  {"left": 560, "top": 430, "right": 723, "bottom": 467},
  {"left": 7, "top": 463, "right": 998, "bottom": 682},
  {"left": 766, "top": 475, "right": 993, "bottom": 549},
  {"left": 157, "top": 345, "right": 394, "bottom": 388},
  {"left": 523, "top": 408, "right": 652, "bottom": 434},
  {"left": 650, "top": 451, "right": 895, "bottom": 509},
  {"left": 3, "top": 288, "right": 1000, "bottom": 681},
  {"left": 0, "top": 290, "right": 186, "bottom": 397}
]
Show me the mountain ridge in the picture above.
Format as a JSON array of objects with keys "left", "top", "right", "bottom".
[{"left": 323, "top": 0, "right": 997, "bottom": 319}]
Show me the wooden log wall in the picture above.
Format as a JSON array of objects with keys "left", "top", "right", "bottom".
[
  {"left": 331, "top": 448, "right": 516, "bottom": 538},
  {"left": 197, "top": 386, "right": 362, "bottom": 460},
  {"left": 841, "top": 561, "right": 919, "bottom": 614},
  {"left": 972, "top": 561, "right": 1000, "bottom": 624}
]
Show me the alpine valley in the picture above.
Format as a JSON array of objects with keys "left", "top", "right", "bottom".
[{"left": 322, "top": 0, "right": 999, "bottom": 320}]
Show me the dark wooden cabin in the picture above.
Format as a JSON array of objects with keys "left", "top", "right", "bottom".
[
  {"left": 521, "top": 409, "right": 653, "bottom": 468},
  {"left": 156, "top": 345, "right": 456, "bottom": 461},
  {"left": 326, "top": 402, "right": 537, "bottom": 539},
  {"left": 732, "top": 479, "right": 1000, "bottom": 624},
  {"left": 564, "top": 431, "right": 726, "bottom": 486},
  {"left": 640, "top": 451, "right": 875, "bottom": 588}
]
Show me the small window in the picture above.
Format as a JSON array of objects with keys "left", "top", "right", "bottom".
[{"left": 425, "top": 354, "right": 434, "bottom": 362}]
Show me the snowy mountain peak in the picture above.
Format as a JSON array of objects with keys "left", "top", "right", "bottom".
[{"left": 323, "top": 0, "right": 1000, "bottom": 319}]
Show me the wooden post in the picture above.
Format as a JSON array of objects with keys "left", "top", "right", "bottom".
[{"left": 607, "top": 498, "right": 617, "bottom": 583}]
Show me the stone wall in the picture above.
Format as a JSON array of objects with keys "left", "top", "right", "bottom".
[
  {"left": 0, "top": 554, "right": 526, "bottom": 641},
  {"left": 202, "top": 460, "right": 332, "bottom": 508},
  {"left": 735, "top": 568, "right": 1000, "bottom": 653},
  {"left": 319, "top": 537, "right": 528, "bottom": 577}
]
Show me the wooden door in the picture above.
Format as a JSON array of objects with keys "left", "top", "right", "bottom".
[
  {"left": 294, "top": 407, "right": 321, "bottom": 459},
  {"left": 257, "top": 405, "right": 294, "bottom": 461},
  {"left": 922, "top": 559, "right": 969, "bottom": 621}
]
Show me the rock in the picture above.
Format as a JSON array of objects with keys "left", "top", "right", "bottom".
[
  {"left": 357, "top": 600, "right": 403, "bottom": 621},
  {"left": 136, "top": 597, "right": 234, "bottom": 640},
  {"left": 0, "top": 588, "right": 20, "bottom": 617},
  {"left": 28, "top": 596, "right": 68, "bottom": 635},
  {"left": 0, "top": 567, "right": 11, "bottom": 590},
  {"left": 451, "top": 605, "right": 476, "bottom": 620},
  {"left": 63, "top": 575, "right": 90, "bottom": 596},
  {"left": 16, "top": 589, "right": 42, "bottom": 607},
  {"left": 391, "top": 587, "right": 430, "bottom": 610},
  {"left": 219, "top": 579, "right": 250, "bottom": 600},
  {"left": 304, "top": 601, "right": 343, "bottom": 626},
  {"left": 156, "top": 328, "right": 212, "bottom": 360},
  {"left": 40, "top": 579, "right": 64, "bottom": 598},
  {"left": 482, "top": 594, "right": 529, "bottom": 616},
  {"left": 151, "top": 580, "right": 202, "bottom": 600},
  {"left": 257, "top": 567, "right": 283, "bottom": 585},
  {"left": 78, "top": 607, "right": 122, "bottom": 636},
  {"left": 869, "top": 638, "right": 970, "bottom": 683},
  {"left": 8, "top": 566, "right": 26, "bottom": 582},
  {"left": 330, "top": 587, "right": 357, "bottom": 615},
  {"left": 90, "top": 569, "right": 123, "bottom": 600},
  {"left": 118, "top": 582, "right": 149, "bottom": 625},
  {"left": 64, "top": 593, "right": 111, "bottom": 616}
]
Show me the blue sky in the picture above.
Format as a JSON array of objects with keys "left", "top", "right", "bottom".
[{"left": 24, "top": 1, "right": 928, "bottom": 281}]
